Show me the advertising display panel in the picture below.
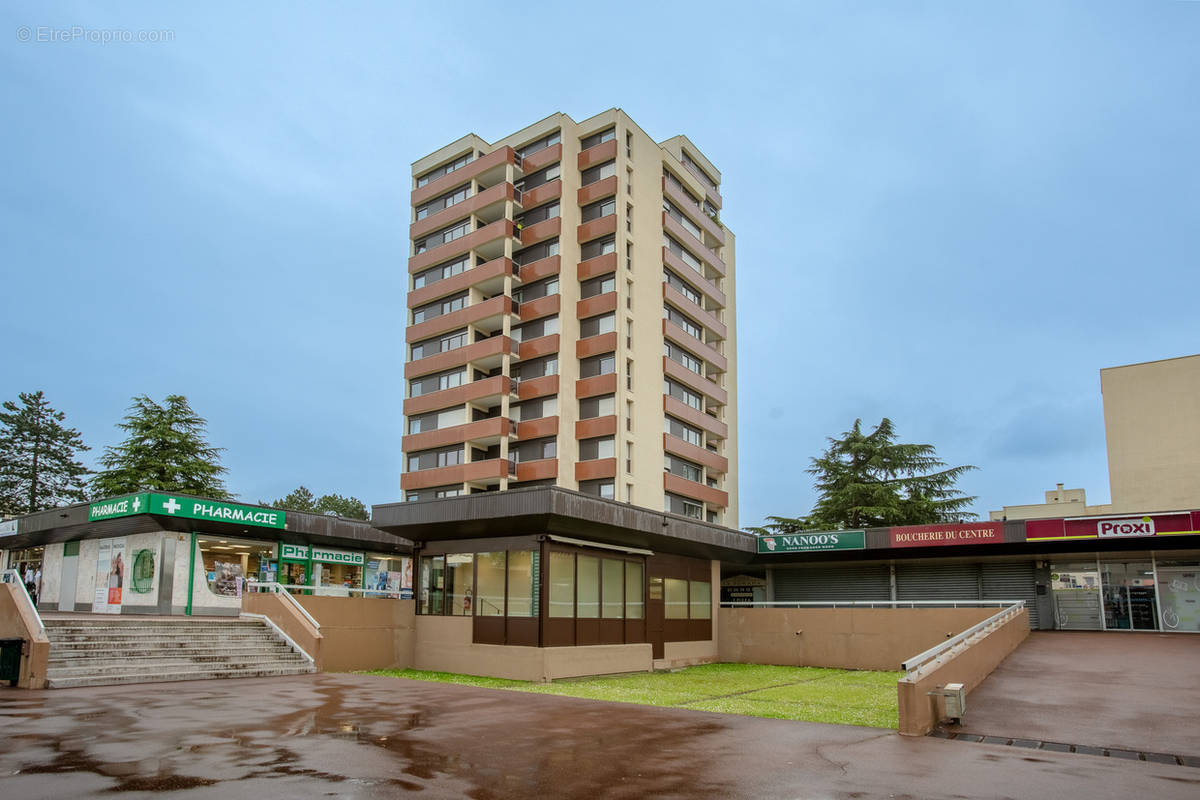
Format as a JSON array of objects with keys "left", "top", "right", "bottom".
[
  {"left": 1027, "top": 512, "right": 1198, "bottom": 542},
  {"left": 890, "top": 522, "right": 1004, "bottom": 548}
]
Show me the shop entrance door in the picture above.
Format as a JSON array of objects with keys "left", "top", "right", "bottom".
[
  {"left": 1101, "top": 562, "right": 1159, "bottom": 630},
  {"left": 1050, "top": 562, "right": 1102, "bottom": 630}
]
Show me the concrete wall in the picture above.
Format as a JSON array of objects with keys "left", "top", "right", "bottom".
[
  {"left": 294, "top": 596, "right": 414, "bottom": 672},
  {"left": 0, "top": 582, "right": 49, "bottom": 688},
  {"left": 897, "top": 608, "right": 1030, "bottom": 736},
  {"left": 718, "top": 607, "right": 999, "bottom": 671},
  {"left": 242, "top": 592, "right": 324, "bottom": 669}
]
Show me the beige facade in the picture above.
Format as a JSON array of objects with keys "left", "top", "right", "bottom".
[{"left": 402, "top": 110, "right": 738, "bottom": 527}]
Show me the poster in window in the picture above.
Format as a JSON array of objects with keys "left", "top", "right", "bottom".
[
  {"left": 211, "top": 561, "right": 244, "bottom": 597},
  {"left": 92, "top": 537, "right": 126, "bottom": 614}
]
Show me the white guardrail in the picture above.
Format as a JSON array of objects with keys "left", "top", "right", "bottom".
[
  {"left": 900, "top": 600, "right": 1026, "bottom": 679},
  {"left": 243, "top": 582, "right": 321, "bottom": 631},
  {"left": 1, "top": 568, "right": 46, "bottom": 638}
]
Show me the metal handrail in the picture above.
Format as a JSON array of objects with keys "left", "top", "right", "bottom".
[
  {"left": 721, "top": 600, "right": 1022, "bottom": 609},
  {"left": 901, "top": 600, "right": 1026, "bottom": 678},
  {"left": 242, "top": 581, "right": 321, "bottom": 631},
  {"left": 1, "top": 569, "right": 45, "bottom": 638}
]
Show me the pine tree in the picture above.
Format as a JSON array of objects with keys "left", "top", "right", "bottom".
[
  {"left": 269, "top": 486, "right": 317, "bottom": 513},
  {"left": 0, "top": 390, "right": 90, "bottom": 514},
  {"left": 267, "top": 487, "right": 369, "bottom": 520},
  {"left": 91, "top": 395, "right": 230, "bottom": 499}
]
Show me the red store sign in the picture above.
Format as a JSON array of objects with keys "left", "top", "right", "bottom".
[
  {"left": 890, "top": 522, "right": 1005, "bottom": 548},
  {"left": 1026, "top": 511, "right": 1200, "bottom": 541}
]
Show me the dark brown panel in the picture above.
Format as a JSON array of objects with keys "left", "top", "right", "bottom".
[
  {"left": 577, "top": 252, "right": 618, "bottom": 281},
  {"left": 576, "top": 332, "right": 617, "bottom": 360},
  {"left": 473, "top": 615, "right": 505, "bottom": 645},
  {"left": 575, "top": 618, "right": 601, "bottom": 646},
  {"left": 599, "top": 619, "right": 624, "bottom": 645},
  {"left": 575, "top": 459, "right": 617, "bottom": 482},
  {"left": 543, "top": 617, "right": 575, "bottom": 647},
  {"left": 575, "top": 415, "right": 617, "bottom": 440},
  {"left": 506, "top": 616, "right": 539, "bottom": 647},
  {"left": 576, "top": 292, "right": 617, "bottom": 319},
  {"left": 518, "top": 333, "right": 560, "bottom": 361}
]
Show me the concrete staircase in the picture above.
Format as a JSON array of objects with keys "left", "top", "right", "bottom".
[{"left": 43, "top": 616, "right": 315, "bottom": 688}]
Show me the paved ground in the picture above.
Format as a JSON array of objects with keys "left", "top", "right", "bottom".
[
  {"left": 953, "top": 631, "right": 1200, "bottom": 756},
  {"left": 2, "top": 673, "right": 1197, "bottom": 799}
]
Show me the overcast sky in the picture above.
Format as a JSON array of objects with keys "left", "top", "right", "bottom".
[{"left": 2, "top": 1, "right": 1196, "bottom": 526}]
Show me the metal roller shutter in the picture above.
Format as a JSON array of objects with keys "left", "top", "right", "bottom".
[
  {"left": 773, "top": 564, "right": 891, "bottom": 602},
  {"left": 981, "top": 561, "right": 1040, "bottom": 629},
  {"left": 896, "top": 562, "right": 980, "bottom": 600}
]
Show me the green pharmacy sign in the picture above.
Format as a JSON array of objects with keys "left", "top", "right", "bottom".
[
  {"left": 756, "top": 530, "right": 866, "bottom": 554},
  {"left": 89, "top": 493, "right": 151, "bottom": 521},
  {"left": 88, "top": 493, "right": 286, "bottom": 529}
]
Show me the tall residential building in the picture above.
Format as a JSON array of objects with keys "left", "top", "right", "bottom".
[{"left": 402, "top": 109, "right": 738, "bottom": 526}]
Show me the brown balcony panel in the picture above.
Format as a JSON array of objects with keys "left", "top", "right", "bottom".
[
  {"left": 577, "top": 138, "right": 618, "bottom": 170},
  {"left": 516, "top": 458, "right": 557, "bottom": 482},
  {"left": 463, "top": 458, "right": 512, "bottom": 484},
  {"left": 575, "top": 415, "right": 616, "bottom": 440},
  {"left": 404, "top": 335, "right": 514, "bottom": 379},
  {"left": 577, "top": 175, "right": 617, "bottom": 206},
  {"left": 576, "top": 215, "right": 617, "bottom": 244},
  {"left": 519, "top": 293, "right": 560, "bottom": 322},
  {"left": 576, "top": 458, "right": 617, "bottom": 482},
  {"left": 662, "top": 357, "right": 728, "bottom": 406},
  {"left": 662, "top": 176, "right": 725, "bottom": 245},
  {"left": 410, "top": 219, "right": 515, "bottom": 273},
  {"left": 662, "top": 247, "right": 726, "bottom": 308},
  {"left": 519, "top": 217, "right": 561, "bottom": 248},
  {"left": 517, "top": 374, "right": 558, "bottom": 401},
  {"left": 517, "top": 416, "right": 559, "bottom": 440},
  {"left": 408, "top": 258, "right": 515, "bottom": 309},
  {"left": 402, "top": 417, "right": 511, "bottom": 452},
  {"left": 402, "top": 463, "right": 467, "bottom": 491},
  {"left": 577, "top": 252, "right": 617, "bottom": 281},
  {"left": 576, "top": 332, "right": 617, "bottom": 359},
  {"left": 519, "top": 333, "right": 560, "bottom": 361},
  {"left": 407, "top": 295, "right": 514, "bottom": 344},
  {"left": 576, "top": 292, "right": 617, "bottom": 319},
  {"left": 664, "top": 395, "right": 728, "bottom": 439},
  {"left": 576, "top": 373, "right": 617, "bottom": 399},
  {"left": 663, "top": 213, "right": 725, "bottom": 278},
  {"left": 662, "top": 319, "right": 728, "bottom": 372},
  {"left": 403, "top": 375, "right": 514, "bottom": 417},
  {"left": 411, "top": 182, "right": 515, "bottom": 240},
  {"left": 413, "top": 147, "right": 516, "bottom": 207},
  {"left": 522, "top": 179, "right": 562, "bottom": 208},
  {"left": 663, "top": 283, "right": 727, "bottom": 339},
  {"left": 518, "top": 254, "right": 560, "bottom": 283},
  {"left": 663, "top": 472, "right": 728, "bottom": 508},
  {"left": 522, "top": 143, "right": 561, "bottom": 172},
  {"left": 663, "top": 433, "right": 728, "bottom": 474}
]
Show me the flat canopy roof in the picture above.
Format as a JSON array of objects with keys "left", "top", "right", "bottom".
[
  {"left": 1, "top": 492, "right": 412, "bottom": 555},
  {"left": 372, "top": 486, "right": 758, "bottom": 562}
]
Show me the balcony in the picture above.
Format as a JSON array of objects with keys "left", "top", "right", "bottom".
[
  {"left": 576, "top": 458, "right": 617, "bottom": 482},
  {"left": 575, "top": 415, "right": 616, "bottom": 440},
  {"left": 403, "top": 375, "right": 515, "bottom": 417},
  {"left": 519, "top": 293, "right": 560, "bottom": 322},
  {"left": 576, "top": 373, "right": 617, "bottom": 399},
  {"left": 577, "top": 214, "right": 617, "bottom": 244},
  {"left": 401, "top": 457, "right": 514, "bottom": 491},
  {"left": 663, "top": 213, "right": 725, "bottom": 278},
  {"left": 577, "top": 138, "right": 617, "bottom": 171},
  {"left": 518, "top": 333, "right": 560, "bottom": 361},
  {"left": 662, "top": 176, "right": 724, "bottom": 246},
  {"left": 576, "top": 291, "right": 617, "bottom": 319},
  {"left": 663, "top": 283, "right": 726, "bottom": 339},
  {"left": 522, "top": 143, "right": 561, "bottom": 172},
  {"left": 577, "top": 252, "right": 617, "bottom": 281},
  {"left": 681, "top": 159, "right": 722, "bottom": 210},
  {"left": 522, "top": 178, "right": 562, "bottom": 209},
  {"left": 578, "top": 175, "right": 617, "bottom": 206},
  {"left": 405, "top": 335, "right": 516, "bottom": 379},
  {"left": 402, "top": 416, "right": 512, "bottom": 453},
  {"left": 407, "top": 295, "right": 516, "bottom": 344},
  {"left": 663, "top": 357, "right": 727, "bottom": 406},
  {"left": 664, "top": 395, "right": 728, "bottom": 439},
  {"left": 576, "top": 332, "right": 617, "bottom": 359},
  {"left": 412, "top": 147, "right": 521, "bottom": 207},
  {"left": 663, "top": 433, "right": 728, "bottom": 475},
  {"left": 662, "top": 319, "right": 727, "bottom": 373},
  {"left": 410, "top": 219, "right": 517, "bottom": 274},
  {"left": 662, "top": 246, "right": 725, "bottom": 308},
  {"left": 516, "top": 415, "right": 558, "bottom": 441},
  {"left": 408, "top": 258, "right": 516, "bottom": 309},
  {"left": 519, "top": 216, "right": 561, "bottom": 248},
  {"left": 515, "top": 458, "right": 557, "bottom": 483},
  {"left": 517, "top": 254, "right": 560, "bottom": 283},
  {"left": 663, "top": 472, "right": 728, "bottom": 508},
  {"left": 411, "top": 182, "right": 519, "bottom": 241},
  {"left": 516, "top": 374, "right": 558, "bottom": 401}
]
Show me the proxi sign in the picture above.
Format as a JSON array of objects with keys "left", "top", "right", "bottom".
[
  {"left": 757, "top": 530, "right": 866, "bottom": 553},
  {"left": 1027, "top": 512, "right": 1199, "bottom": 541},
  {"left": 1098, "top": 517, "right": 1155, "bottom": 538}
]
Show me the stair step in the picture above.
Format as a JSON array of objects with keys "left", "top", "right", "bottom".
[
  {"left": 45, "top": 664, "right": 316, "bottom": 689},
  {"left": 49, "top": 645, "right": 295, "bottom": 661},
  {"left": 49, "top": 651, "right": 306, "bottom": 667},
  {"left": 48, "top": 657, "right": 309, "bottom": 677}
]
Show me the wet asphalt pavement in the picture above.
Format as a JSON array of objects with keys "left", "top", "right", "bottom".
[{"left": 1, "top": 673, "right": 1197, "bottom": 799}]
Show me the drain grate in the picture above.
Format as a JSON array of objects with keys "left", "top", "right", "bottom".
[{"left": 929, "top": 729, "right": 1200, "bottom": 769}]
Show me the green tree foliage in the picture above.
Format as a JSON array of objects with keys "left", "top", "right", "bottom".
[
  {"left": 0, "top": 390, "right": 90, "bottom": 514},
  {"left": 92, "top": 395, "right": 230, "bottom": 500},
  {"left": 749, "top": 418, "right": 977, "bottom": 534},
  {"left": 268, "top": 486, "right": 369, "bottom": 520}
]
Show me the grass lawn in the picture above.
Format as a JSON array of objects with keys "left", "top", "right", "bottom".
[{"left": 364, "top": 663, "right": 902, "bottom": 729}]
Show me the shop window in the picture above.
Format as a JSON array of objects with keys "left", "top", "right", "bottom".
[
  {"left": 690, "top": 580, "right": 712, "bottom": 619},
  {"left": 602, "top": 559, "right": 624, "bottom": 619},
  {"left": 198, "top": 536, "right": 275, "bottom": 597},
  {"left": 507, "top": 550, "right": 538, "bottom": 617},
  {"left": 447, "top": 553, "right": 474, "bottom": 615},
  {"left": 548, "top": 551, "right": 575, "bottom": 618},
  {"left": 476, "top": 551, "right": 506, "bottom": 616},
  {"left": 664, "top": 577, "right": 689, "bottom": 619},
  {"left": 626, "top": 562, "right": 644, "bottom": 619},
  {"left": 577, "top": 555, "right": 600, "bottom": 618},
  {"left": 419, "top": 555, "right": 445, "bottom": 614}
]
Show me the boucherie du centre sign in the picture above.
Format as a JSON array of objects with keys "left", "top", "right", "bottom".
[{"left": 890, "top": 522, "right": 1004, "bottom": 548}]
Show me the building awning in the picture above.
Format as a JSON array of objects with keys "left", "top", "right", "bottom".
[{"left": 547, "top": 535, "right": 653, "bottom": 556}]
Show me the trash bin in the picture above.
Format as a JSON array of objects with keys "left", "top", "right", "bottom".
[{"left": 0, "top": 638, "right": 23, "bottom": 687}]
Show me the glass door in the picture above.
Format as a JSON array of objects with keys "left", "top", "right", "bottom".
[
  {"left": 1155, "top": 560, "right": 1200, "bottom": 632},
  {"left": 1101, "top": 562, "right": 1159, "bottom": 630},
  {"left": 1050, "top": 562, "right": 1103, "bottom": 630}
]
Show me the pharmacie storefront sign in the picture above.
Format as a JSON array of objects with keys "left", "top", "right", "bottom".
[
  {"left": 1026, "top": 511, "right": 1200, "bottom": 542},
  {"left": 88, "top": 493, "right": 285, "bottom": 529},
  {"left": 890, "top": 522, "right": 1004, "bottom": 548},
  {"left": 757, "top": 530, "right": 866, "bottom": 554},
  {"left": 279, "top": 543, "right": 364, "bottom": 566}
]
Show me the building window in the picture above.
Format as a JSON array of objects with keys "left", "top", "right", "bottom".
[
  {"left": 580, "top": 313, "right": 616, "bottom": 338},
  {"left": 412, "top": 292, "right": 468, "bottom": 324},
  {"left": 512, "top": 436, "right": 556, "bottom": 462},
  {"left": 519, "top": 201, "right": 560, "bottom": 227},
  {"left": 511, "top": 315, "right": 559, "bottom": 343},
  {"left": 581, "top": 236, "right": 616, "bottom": 260},
  {"left": 663, "top": 577, "right": 711, "bottom": 619},
  {"left": 579, "top": 394, "right": 615, "bottom": 419},
  {"left": 581, "top": 160, "right": 616, "bottom": 186},
  {"left": 663, "top": 234, "right": 702, "bottom": 272},
  {"left": 580, "top": 274, "right": 616, "bottom": 299},
  {"left": 414, "top": 256, "right": 470, "bottom": 290},
  {"left": 475, "top": 552, "right": 506, "bottom": 616},
  {"left": 664, "top": 341, "right": 703, "bottom": 374},
  {"left": 665, "top": 416, "right": 703, "bottom": 447},
  {"left": 407, "top": 406, "right": 466, "bottom": 435},
  {"left": 581, "top": 128, "right": 615, "bottom": 149},
  {"left": 665, "top": 492, "right": 704, "bottom": 520},
  {"left": 512, "top": 395, "right": 557, "bottom": 422},
  {"left": 581, "top": 198, "right": 616, "bottom": 223},
  {"left": 517, "top": 131, "right": 561, "bottom": 158},
  {"left": 414, "top": 220, "right": 471, "bottom": 254},
  {"left": 548, "top": 551, "right": 575, "bottom": 618},
  {"left": 579, "top": 436, "right": 615, "bottom": 461},
  {"left": 517, "top": 163, "right": 561, "bottom": 191},
  {"left": 579, "top": 353, "right": 616, "bottom": 378},
  {"left": 513, "top": 276, "right": 559, "bottom": 303},
  {"left": 411, "top": 329, "right": 469, "bottom": 361},
  {"left": 407, "top": 445, "right": 465, "bottom": 472},
  {"left": 415, "top": 183, "right": 471, "bottom": 221},
  {"left": 664, "top": 269, "right": 702, "bottom": 305},
  {"left": 665, "top": 454, "right": 703, "bottom": 483},
  {"left": 665, "top": 378, "right": 703, "bottom": 410},
  {"left": 416, "top": 152, "right": 473, "bottom": 188},
  {"left": 579, "top": 479, "right": 615, "bottom": 499},
  {"left": 663, "top": 198, "right": 703, "bottom": 241},
  {"left": 512, "top": 354, "right": 558, "bottom": 383},
  {"left": 514, "top": 239, "right": 560, "bottom": 267},
  {"left": 408, "top": 368, "right": 466, "bottom": 398},
  {"left": 664, "top": 305, "right": 703, "bottom": 340}
]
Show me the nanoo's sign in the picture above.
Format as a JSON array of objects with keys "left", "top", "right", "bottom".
[
  {"left": 1027, "top": 512, "right": 1200, "bottom": 542},
  {"left": 279, "top": 544, "right": 364, "bottom": 565},
  {"left": 757, "top": 530, "right": 866, "bottom": 553},
  {"left": 890, "top": 522, "right": 1005, "bottom": 548},
  {"left": 88, "top": 493, "right": 285, "bottom": 529}
]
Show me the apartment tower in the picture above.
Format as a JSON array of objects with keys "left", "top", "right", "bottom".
[{"left": 402, "top": 110, "right": 738, "bottom": 526}]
